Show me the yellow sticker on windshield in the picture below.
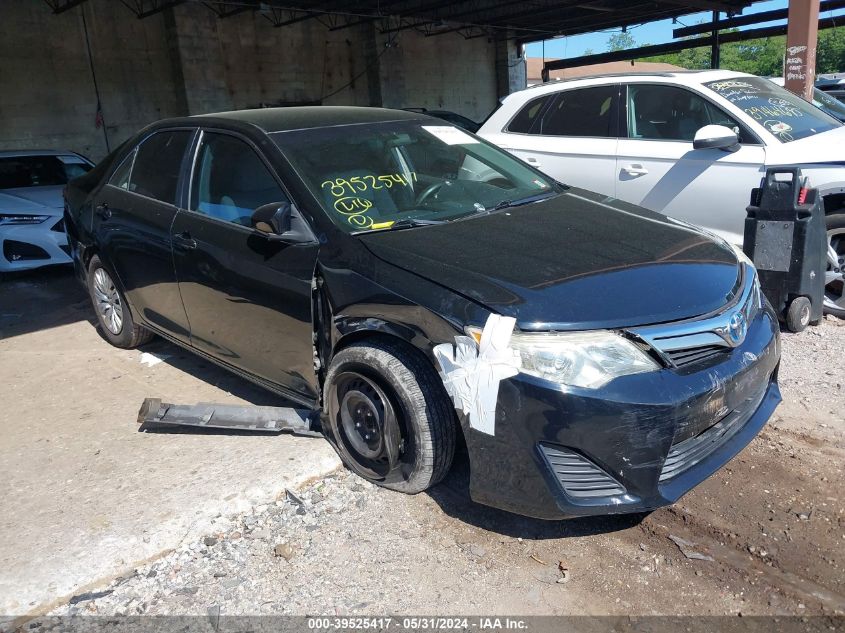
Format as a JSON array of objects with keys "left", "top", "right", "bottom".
[{"left": 371, "top": 220, "right": 395, "bottom": 229}]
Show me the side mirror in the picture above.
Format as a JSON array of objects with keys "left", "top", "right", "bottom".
[
  {"left": 693, "top": 125, "right": 740, "bottom": 152},
  {"left": 251, "top": 201, "right": 315, "bottom": 244},
  {"left": 252, "top": 202, "right": 291, "bottom": 235}
]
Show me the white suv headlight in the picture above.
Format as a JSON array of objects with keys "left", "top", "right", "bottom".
[{"left": 508, "top": 330, "right": 659, "bottom": 389}]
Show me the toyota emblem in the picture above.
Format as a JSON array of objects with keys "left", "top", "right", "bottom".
[{"left": 727, "top": 311, "right": 747, "bottom": 345}]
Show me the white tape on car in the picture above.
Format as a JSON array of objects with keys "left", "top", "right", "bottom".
[{"left": 433, "top": 314, "right": 520, "bottom": 436}]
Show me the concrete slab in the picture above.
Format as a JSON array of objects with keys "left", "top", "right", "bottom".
[{"left": 0, "top": 268, "right": 341, "bottom": 616}]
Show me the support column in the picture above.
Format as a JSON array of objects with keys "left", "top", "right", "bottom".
[
  {"left": 710, "top": 10, "right": 720, "bottom": 69},
  {"left": 784, "top": 0, "right": 821, "bottom": 100},
  {"left": 495, "top": 35, "right": 525, "bottom": 98}
]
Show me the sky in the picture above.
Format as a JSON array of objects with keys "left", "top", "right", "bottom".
[{"left": 524, "top": 0, "right": 845, "bottom": 60}]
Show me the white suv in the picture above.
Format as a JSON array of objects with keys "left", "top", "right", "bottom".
[{"left": 479, "top": 70, "right": 845, "bottom": 316}]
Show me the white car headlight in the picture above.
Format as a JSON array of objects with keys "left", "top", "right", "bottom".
[
  {"left": 508, "top": 330, "right": 659, "bottom": 389},
  {"left": 0, "top": 214, "right": 50, "bottom": 225}
]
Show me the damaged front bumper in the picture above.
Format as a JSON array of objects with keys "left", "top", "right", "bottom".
[{"left": 462, "top": 305, "right": 781, "bottom": 520}]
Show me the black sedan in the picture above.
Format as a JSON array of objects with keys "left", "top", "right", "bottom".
[{"left": 65, "top": 107, "right": 781, "bottom": 519}]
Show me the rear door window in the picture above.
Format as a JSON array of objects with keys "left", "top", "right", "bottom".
[
  {"left": 128, "top": 131, "right": 192, "bottom": 204},
  {"left": 538, "top": 85, "right": 618, "bottom": 137}
]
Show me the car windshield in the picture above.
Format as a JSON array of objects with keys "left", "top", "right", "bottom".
[
  {"left": 704, "top": 76, "right": 841, "bottom": 142},
  {"left": 271, "top": 120, "right": 558, "bottom": 233},
  {"left": 813, "top": 87, "right": 845, "bottom": 119},
  {"left": 0, "top": 155, "right": 91, "bottom": 189}
]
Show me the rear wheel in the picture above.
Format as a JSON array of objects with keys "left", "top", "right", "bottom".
[
  {"left": 825, "top": 213, "right": 845, "bottom": 318},
  {"left": 86, "top": 255, "right": 153, "bottom": 348},
  {"left": 323, "top": 339, "right": 456, "bottom": 494}
]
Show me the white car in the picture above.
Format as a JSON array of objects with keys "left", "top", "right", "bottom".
[
  {"left": 479, "top": 70, "right": 845, "bottom": 317},
  {"left": 0, "top": 150, "right": 93, "bottom": 274}
]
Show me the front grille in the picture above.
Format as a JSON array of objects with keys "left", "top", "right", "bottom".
[
  {"left": 630, "top": 263, "right": 762, "bottom": 369},
  {"left": 659, "top": 385, "right": 768, "bottom": 483},
  {"left": 51, "top": 218, "right": 65, "bottom": 232},
  {"left": 540, "top": 444, "right": 626, "bottom": 499},
  {"left": 663, "top": 344, "right": 726, "bottom": 368},
  {"left": 3, "top": 240, "right": 49, "bottom": 262}
]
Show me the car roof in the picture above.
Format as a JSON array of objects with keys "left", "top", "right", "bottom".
[
  {"left": 0, "top": 149, "right": 85, "bottom": 158},
  {"left": 516, "top": 69, "right": 754, "bottom": 98},
  {"left": 192, "top": 106, "right": 429, "bottom": 133}
]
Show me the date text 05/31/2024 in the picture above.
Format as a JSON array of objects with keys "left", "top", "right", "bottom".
[{"left": 307, "top": 617, "right": 529, "bottom": 631}]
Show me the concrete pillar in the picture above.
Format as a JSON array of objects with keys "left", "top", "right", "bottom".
[
  {"left": 495, "top": 35, "right": 525, "bottom": 98},
  {"left": 362, "top": 22, "right": 383, "bottom": 107},
  {"left": 784, "top": 0, "right": 820, "bottom": 100}
]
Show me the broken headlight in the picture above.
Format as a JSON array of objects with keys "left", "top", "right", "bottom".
[{"left": 509, "top": 330, "right": 659, "bottom": 389}]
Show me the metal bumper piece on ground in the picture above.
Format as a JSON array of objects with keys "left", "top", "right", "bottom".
[{"left": 137, "top": 398, "right": 321, "bottom": 436}]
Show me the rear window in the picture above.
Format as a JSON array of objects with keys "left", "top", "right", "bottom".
[
  {"left": 506, "top": 95, "right": 553, "bottom": 133},
  {"left": 0, "top": 155, "right": 91, "bottom": 189}
]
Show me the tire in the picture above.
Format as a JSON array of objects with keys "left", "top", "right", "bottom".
[
  {"left": 786, "top": 296, "right": 812, "bottom": 332},
  {"left": 824, "top": 212, "right": 845, "bottom": 318},
  {"left": 86, "top": 255, "right": 153, "bottom": 348},
  {"left": 323, "top": 338, "right": 456, "bottom": 494}
]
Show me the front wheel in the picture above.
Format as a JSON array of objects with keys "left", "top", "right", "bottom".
[
  {"left": 825, "top": 213, "right": 845, "bottom": 318},
  {"left": 323, "top": 339, "right": 456, "bottom": 494}
]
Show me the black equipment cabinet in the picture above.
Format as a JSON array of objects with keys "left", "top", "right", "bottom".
[{"left": 744, "top": 168, "right": 826, "bottom": 332}]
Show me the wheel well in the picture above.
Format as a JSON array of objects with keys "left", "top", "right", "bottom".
[
  {"left": 332, "top": 330, "right": 427, "bottom": 363},
  {"left": 822, "top": 193, "right": 845, "bottom": 215}
]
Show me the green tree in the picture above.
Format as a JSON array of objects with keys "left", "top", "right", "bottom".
[
  {"left": 607, "top": 31, "right": 636, "bottom": 52},
  {"left": 643, "top": 28, "right": 845, "bottom": 77}
]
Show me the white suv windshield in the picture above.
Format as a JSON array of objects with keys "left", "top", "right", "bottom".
[
  {"left": 704, "top": 77, "right": 841, "bottom": 142},
  {"left": 272, "top": 120, "right": 558, "bottom": 233}
]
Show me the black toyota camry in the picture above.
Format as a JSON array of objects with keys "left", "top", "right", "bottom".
[{"left": 64, "top": 107, "right": 781, "bottom": 519}]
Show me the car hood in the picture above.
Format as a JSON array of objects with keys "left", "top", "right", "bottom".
[
  {"left": 358, "top": 188, "right": 741, "bottom": 330},
  {"left": 0, "top": 186, "right": 65, "bottom": 216},
  {"left": 765, "top": 125, "right": 845, "bottom": 166}
]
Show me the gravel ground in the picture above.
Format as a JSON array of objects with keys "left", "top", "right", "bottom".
[{"left": 14, "top": 318, "right": 845, "bottom": 624}]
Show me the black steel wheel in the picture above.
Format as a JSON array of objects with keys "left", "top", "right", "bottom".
[{"left": 324, "top": 338, "right": 456, "bottom": 494}]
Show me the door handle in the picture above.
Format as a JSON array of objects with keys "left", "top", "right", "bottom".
[
  {"left": 172, "top": 231, "right": 197, "bottom": 250},
  {"left": 525, "top": 156, "right": 542, "bottom": 167},
  {"left": 622, "top": 164, "right": 649, "bottom": 177},
  {"left": 95, "top": 203, "right": 111, "bottom": 220}
]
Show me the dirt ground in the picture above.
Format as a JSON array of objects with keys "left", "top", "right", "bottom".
[{"left": 2, "top": 266, "right": 843, "bottom": 624}]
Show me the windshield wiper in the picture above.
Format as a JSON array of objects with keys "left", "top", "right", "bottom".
[
  {"left": 487, "top": 191, "right": 561, "bottom": 212},
  {"left": 353, "top": 217, "right": 447, "bottom": 234}
]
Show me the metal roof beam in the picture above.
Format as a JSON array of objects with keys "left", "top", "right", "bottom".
[
  {"left": 118, "top": 0, "right": 185, "bottom": 19},
  {"left": 544, "top": 13, "right": 843, "bottom": 71},
  {"left": 658, "top": 0, "right": 741, "bottom": 11},
  {"left": 43, "top": 0, "right": 89, "bottom": 13},
  {"left": 673, "top": 0, "right": 845, "bottom": 38}
]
